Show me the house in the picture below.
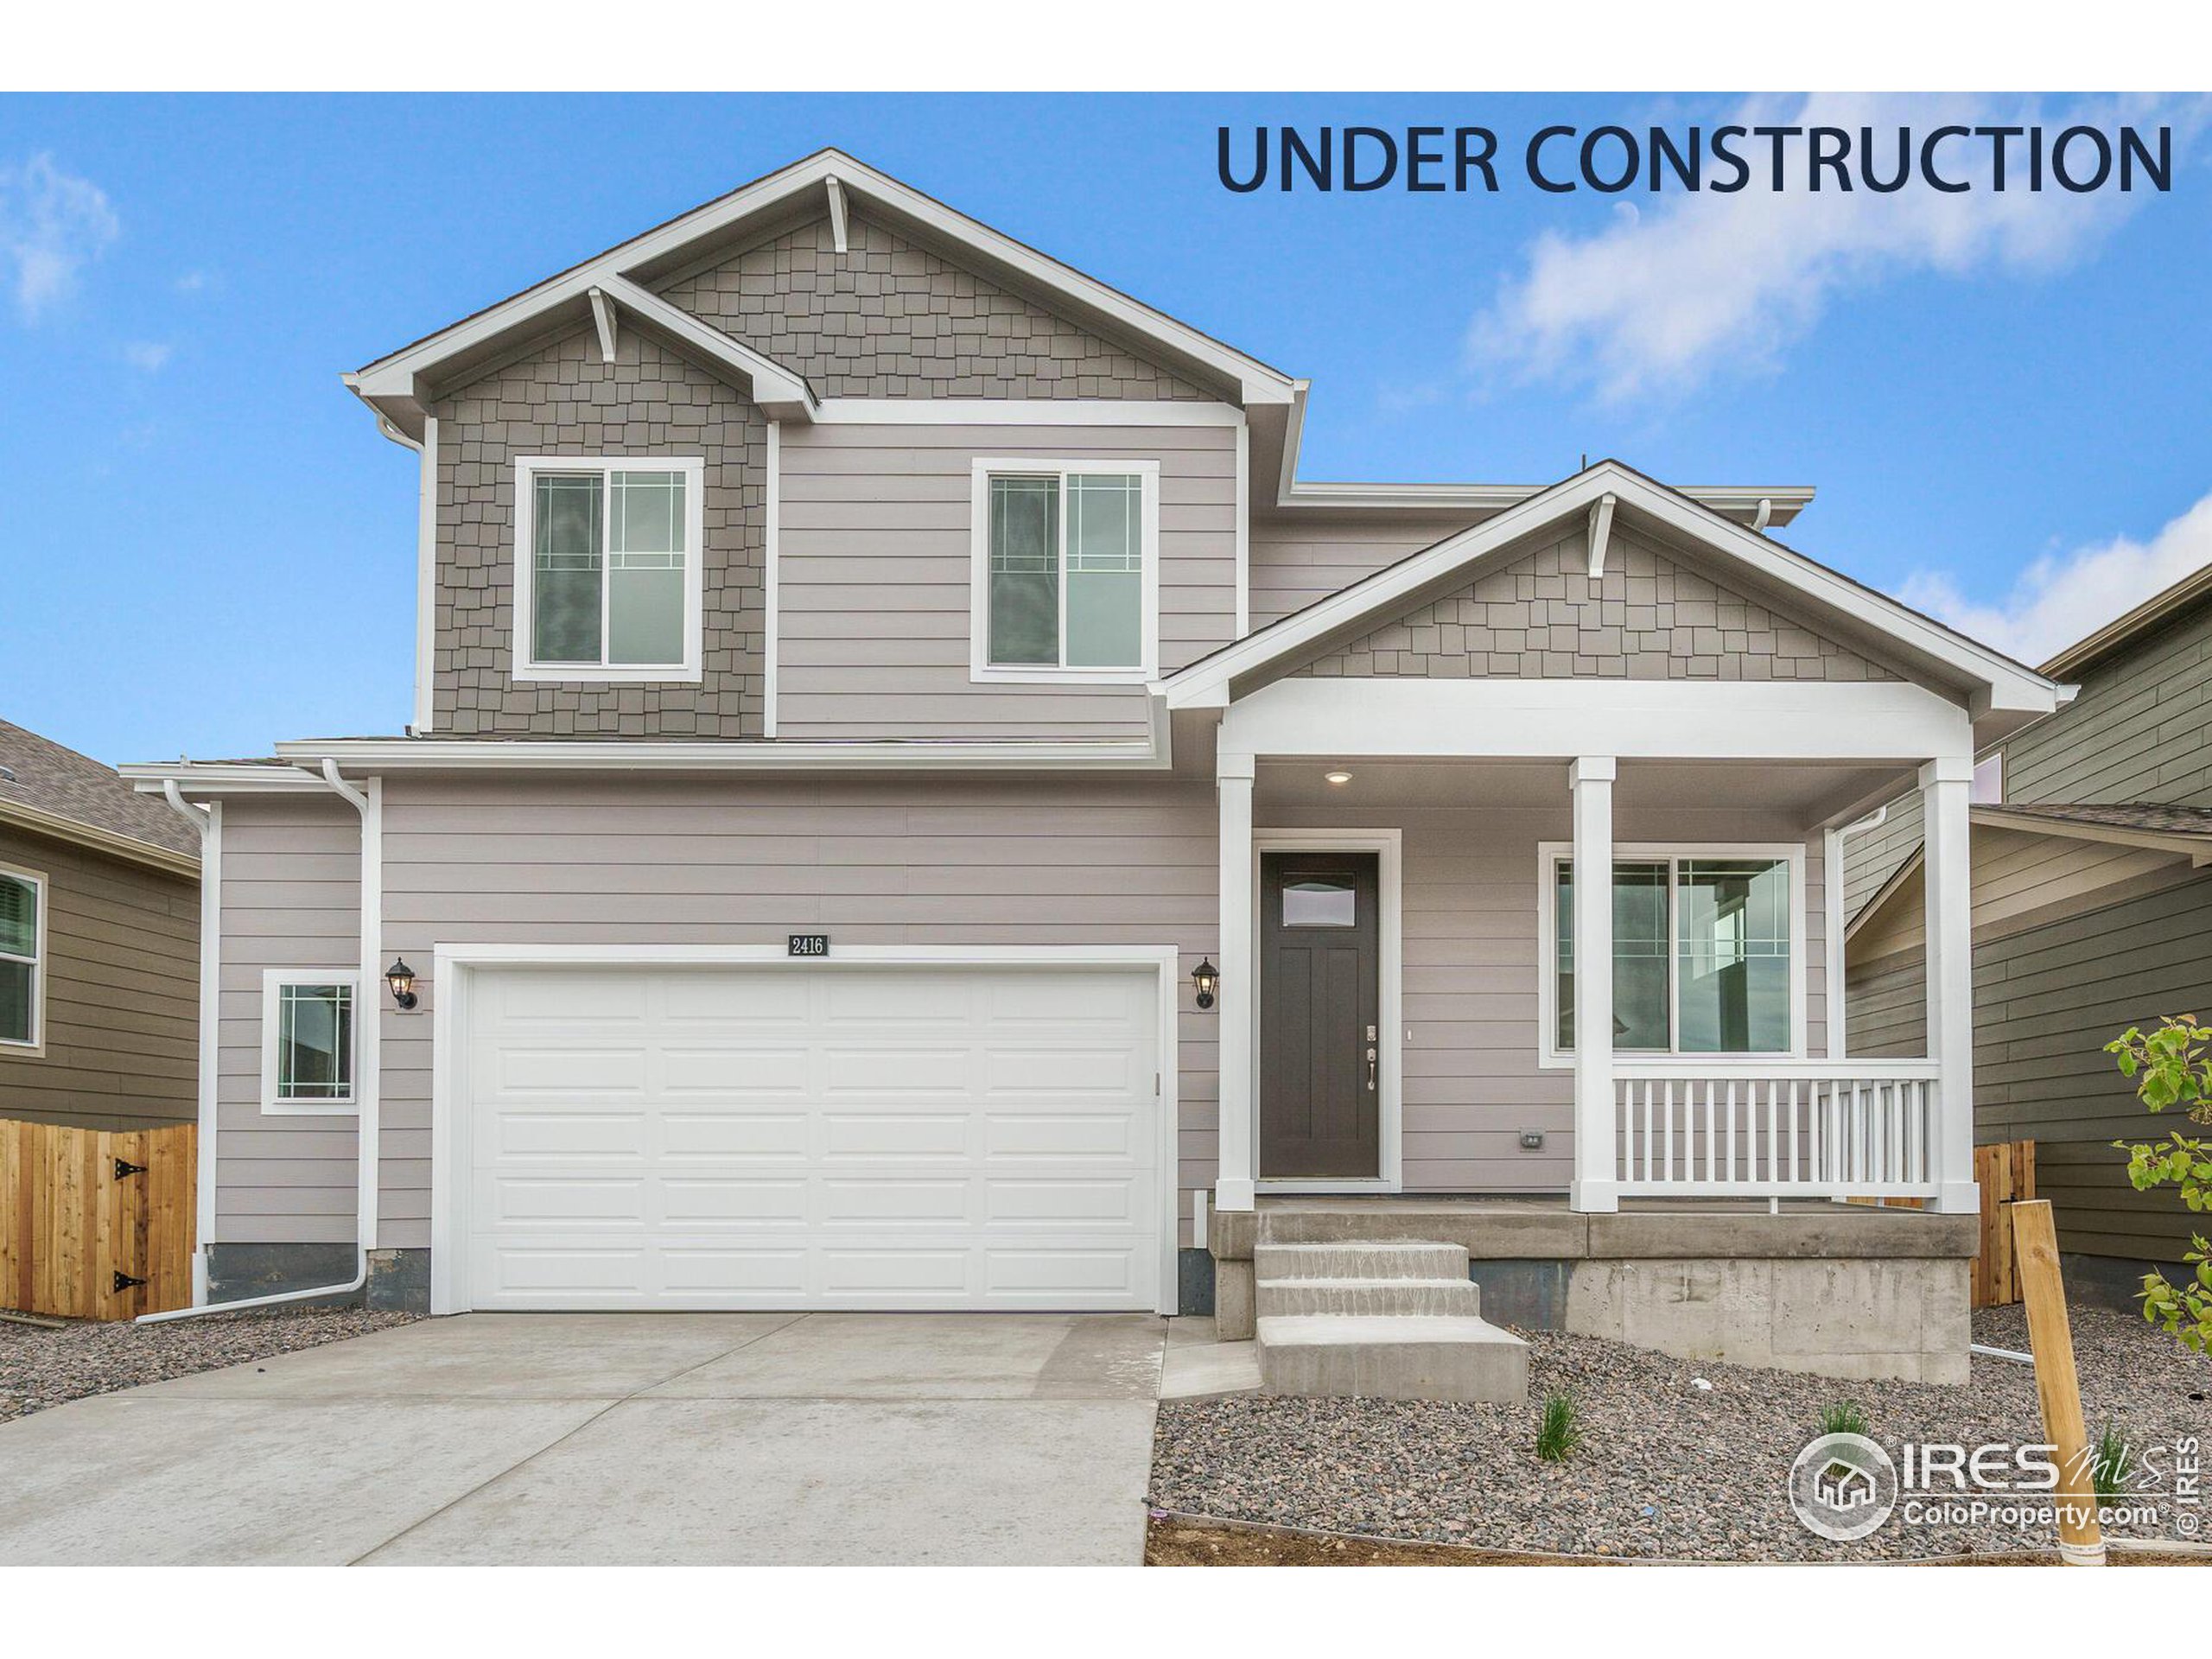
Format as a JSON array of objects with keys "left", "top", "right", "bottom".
[
  {"left": 0, "top": 719, "right": 201, "bottom": 1130},
  {"left": 124, "top": 150, "right": 2063, "bottom": 1383},
  {"left": 1845, "top": 561, "right": 2212, "bottom": 1297}
]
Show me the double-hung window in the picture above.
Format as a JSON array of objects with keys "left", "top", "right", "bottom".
[
  {"left": 971, "top": 460, "right": 1159, "bottom": 682},
  {"left": 1543, "top": 847, "right": 1802, "bottom": 1059},
  {"left": 513, "top": 457, "right": 704, "bottom": 682},
  {"left": 262, "top": 969, "right": 359, "bottom": 1114},
  {"left": 0, "top": 865, "right": 44, "bottom": 1049}
]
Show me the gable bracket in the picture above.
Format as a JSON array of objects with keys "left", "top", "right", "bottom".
[
  {"left": 825, "top": 175, "right": 849, "bottom": 255},
  {"left": 1586, "top": 492, "right": 1617, "bottom": 585},
  {"left": 587, "top": 287, "right": 618, "bottom": 364}
]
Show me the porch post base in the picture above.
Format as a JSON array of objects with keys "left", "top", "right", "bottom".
[
  {"left": 1930, "top": 1179, "right": 1980, "bottom": 1217},
  {"left": 1214, "top": 1177, "right": 1256, "bottom": 1212},
  {"left": 1569, "top": 1179, "right": 1620, "bottom": 1214}
]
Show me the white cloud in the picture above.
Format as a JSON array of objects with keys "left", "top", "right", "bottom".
[
  {"left": 0, "top": 153, "right": 120, "bottom": 322},
  {"left": 121, "top": 340, "right": 171, "bottom": 372},
  {"left": 1471, "top": 94, "right": 2202, "bottom": 404},
  {"left": 1902, "top": 488, "right": 2212, "bottom": 666},
  {"left": 174, "top": 269, "right": 219, "bottom": 296}
]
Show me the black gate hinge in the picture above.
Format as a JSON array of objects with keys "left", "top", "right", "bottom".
[
  {"left": 113, "top": 1158, "right": 147, "bottom": 1179},
  {"left": 112, "top": 1270, "right": 148, "bottom": 1294}
]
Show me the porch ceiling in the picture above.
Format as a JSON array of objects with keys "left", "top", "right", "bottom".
[{"left": 1254, "top": 756, "right": 1908, "bottom": 818}]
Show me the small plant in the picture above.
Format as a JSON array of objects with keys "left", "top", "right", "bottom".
[
  {"left": 1818, "top": 1400, "right": 1871, "bottom": 1438},
  {"left": 1535, "top": 1390, "right": 1581, "bottom": 1462},
  {"left": 2090, "top": 1421, "right": 2136, "bottom": 1510}
]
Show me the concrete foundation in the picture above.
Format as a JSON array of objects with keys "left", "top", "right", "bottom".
[
  {"left": 1176, "top": 1247, "right": 1217, "bottom": 1317},
  {"left": 204, "top": 1244, "right": 431, "bottom": 1313}
]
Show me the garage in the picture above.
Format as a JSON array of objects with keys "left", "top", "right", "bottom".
[{"left": 446, "top": 956, "right": 1170, "bottom": 1313}]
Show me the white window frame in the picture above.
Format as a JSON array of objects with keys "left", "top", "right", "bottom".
[
  {"left": 0, "top": 861, "right": 47, "bottom": 1053},
  {"left": 261, "top": 968, "right": 361, "bottom": 1116},
  {"left": 1536, "top": 841, "right": 1808, "bottom": 1068},
  {"left": 969, "top": 457, "right": 1160, "bottom": 685},
  {"left": 511, "top": 455, "right": 706, "bottom": 683}
]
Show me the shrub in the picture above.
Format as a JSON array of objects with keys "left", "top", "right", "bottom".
[
  {"left": 1535, "top": 1390, "right": 1580, "bottom": 1462},
  {"left": 2105, "top": 1016, "right": 2212, "bottom": 1355}
]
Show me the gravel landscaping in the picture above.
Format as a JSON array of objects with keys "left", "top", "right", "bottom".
[
  {"left": 1149, "top": 1300, "right": 2212, "bottom": 1562},
  {"left": 0, "top": 1306, "right": 416, "bottom": 1423}
]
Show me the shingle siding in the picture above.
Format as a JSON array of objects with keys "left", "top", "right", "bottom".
[
  {"left": 1293, "top": 530, "right": 1896, "bottom": 682},
  {"left": 431, "top": 327, "right": 766, "bottom": 737},
  {"left": 660, "top": 213, "right": 1211, "bottom": 402}
]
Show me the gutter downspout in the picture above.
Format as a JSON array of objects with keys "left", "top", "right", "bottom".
[
  {"left": 139, "top": 760, "right": 382, "bottom": 1322},
  {"left": 159, "top": 781, "right": 219, "bottom": 1309},
  {"left": 1822, "top": 804, "right": 1889, "bottom": 1064}
]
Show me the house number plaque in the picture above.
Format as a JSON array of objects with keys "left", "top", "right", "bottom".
[{"left": 787, "top": 934, "right": 831, "bottom": 957}]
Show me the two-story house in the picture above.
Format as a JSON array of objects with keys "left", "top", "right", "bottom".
[{"left": 129, "top": 151, "right": 2063, "bottom": 1383}]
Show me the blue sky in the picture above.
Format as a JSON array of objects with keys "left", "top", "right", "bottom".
[{"left": 2, "top": 92, "right": 2208, "bottom": 765}]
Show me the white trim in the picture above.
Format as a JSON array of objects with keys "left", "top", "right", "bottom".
[
  {"left": 1250, "top": 830, "right": 1403, "bottom": 1193},
  {"left": 124, "top": 764, "right": 332, "bottom": 793},
  {"left": 763, "top": 421, "right": 781, "bottom": 739},
  {"left": 143, "top": 739, "right": 1174, "bottom": 782},
  {"left": 511, "top": 455, "right": 707, "bottom": 684},
  {"left": 193, "top": 804, "right": 220, "bottom": 1301},
  {"left": 591, "top": 276, "right": 817, "bottom": 422},
  {"left": 412, "top": 415, "right": 438, "bottom": 734},
  {"left": 587, "top": 286, "right": 618, "bottom": 364},
  {"left": 258, "top": 967, "right": 362, "bottom": 1116},
  {"left": 823, "top": 175, "right": 849, "bottom": 254},
  {"left": 1586, "top": 492, "right": 1617, "bottom": 582},
  {"left": 1166, "top": 462, "right": 2059, "bottom": 715},
  {"left": 428, "top": 942, "right": 1184, "bottom": 1318},
  {"left": 1233, "top": 417, "right": 1250, "bottom": 639},
  {"left": 1221, "top": 677, "right": 1976, "bottom": 765},
  {"left": 812, "top": 399, "right": 1245, "bottom": 428},
  {"left": 969, "top": 458, "right": 1160, "bottom": 684},
  {"left": 1535, "top": 841, "right": 1811, "bottom": 1071},
  {"left": 0, "top": 861, "right": 48, "bottom": 1053}
]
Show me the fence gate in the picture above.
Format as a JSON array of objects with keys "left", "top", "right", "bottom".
[
  {"left": 0, "top": 1119, "right": 197, "bottom": 1320},
  {"left": 1971, "top": 1139, "right": 2037, "bottom": 1310}
]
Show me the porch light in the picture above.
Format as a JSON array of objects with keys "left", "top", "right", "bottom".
[
  {"left": 1192, "top": 958, "right": 1218, "bottom": 1010},
  {"left": 385, "top": 957, "right": 418, "bottom": 1011},
  {"left": 1325, "top": 770, "right": 1352, "bottom": 785}
]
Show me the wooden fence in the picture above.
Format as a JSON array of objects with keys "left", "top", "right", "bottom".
[
  {"left": 0, "top": 1119, "right": 196, "bottom": 1320},
  {"left": 1972, "top": 1139, "right": 2036, "bottom": 1310}
]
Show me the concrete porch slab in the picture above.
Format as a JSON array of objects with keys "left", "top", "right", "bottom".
[{"left": 1160, "top": 1338, "right": 1262, "bottom": 1400}]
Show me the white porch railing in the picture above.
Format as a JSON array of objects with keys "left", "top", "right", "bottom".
[{"left": 1612, "top": 1060, "right": 1942, "bottom": 1199}]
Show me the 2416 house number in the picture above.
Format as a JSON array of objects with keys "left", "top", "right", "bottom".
[{"left": 788, "top": 934, "right": 830, "bottom": 957}]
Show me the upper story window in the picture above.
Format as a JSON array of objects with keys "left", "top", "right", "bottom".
[
  {"left": 512, "top": 457, "right": 704, "bottom": 683},
  {"left": 970, "top": 460, "right": 1159, "bottom": 683},
  {"left": 1541, "top": 845, "right": 1805, "bottom": 1061},
  {"left": 0, "top": 864, "right": 44, "bottom": 1049}
]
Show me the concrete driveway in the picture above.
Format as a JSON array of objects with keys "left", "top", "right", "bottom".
[{"left": 0, "top": 1312, "right": 1167, "bottom": 1566}]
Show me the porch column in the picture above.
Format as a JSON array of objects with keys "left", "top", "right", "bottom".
[
  {"left": 1568, "top": 757, "right": 1619, "bottom": 1213},
  {"left": 1216, "top": 752, "right": 1257, "bottom": 1211},
  {"left": 1921, "top": 757, "right": 1978, "bottom": 1214}
]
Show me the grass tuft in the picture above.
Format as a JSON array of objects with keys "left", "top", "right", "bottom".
[
  {"left": 2091, "top": 1421, "right": 2135, "bottom": 1509},
  {"left": 1535, "top": 1390, "right": 1581, "bottom": 1462},
  {"left": 1818, "top": 1400, "right": 1870, "bottom": 1438}
]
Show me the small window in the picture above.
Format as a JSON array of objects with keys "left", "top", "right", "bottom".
[
  {"left": 1550, "top": 851, "right": 1797, "bottom": 1057},
  {"left": 0, "top": 866, "right": 44, "bottom": 1049},
  {"left": 1281, "top": 876, "right": 1357, "bottom": 928},
  {"left": 973, "top": 461, "right": 1157, "bottom": 681},
  {"left": 514, "top": 458, "right": 703, "bottom": 682},
  {"left": 263, "top": 970, "right": 358, "bottom": 1113},
  {"left": 1972, "top": 753, "right": 2004, "bottom": 804}
]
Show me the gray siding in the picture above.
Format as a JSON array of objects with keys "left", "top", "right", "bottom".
[
  {"left": 432, "top": 327, "right": 766, "bottom": 737},
  {"left": 0, "top": 823, "right": 197, "bottom": 1131},
  {"left": 660, "top": 212, "right": 1210, "bottom": 402},
  {"left": 1840, "top": 790, "right": 1923, "bottom": 923},
  {"left": 778, "top": 423, "right": 1238, "bottom": 739},
  {"left": 1248, "top": 515, "right": 1476, "bottom": 630},
  {"left": 1295, "top": 529, "right": 1894, "bottom": 683},
  {"left": 213, "top": 798, "right": 361, "bottom": 1245},
  {"left": 1848, "top": 870, "right": 2212, "bottom": 1263}
]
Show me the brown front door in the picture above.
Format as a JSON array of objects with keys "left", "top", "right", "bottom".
[{"left": 1259, "top": 850, "right": 1381, "bottom": 1179}]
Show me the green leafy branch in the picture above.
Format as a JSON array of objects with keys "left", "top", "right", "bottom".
[{"left": 2105, "top": 1015, "right": 2212, "bottom": 1355}]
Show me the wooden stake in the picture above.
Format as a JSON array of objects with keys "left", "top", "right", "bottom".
[{"left": 2011, "top": 1198, "right": 2105, "bottom": 1566}]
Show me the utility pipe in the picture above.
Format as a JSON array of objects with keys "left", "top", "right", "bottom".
[{"left": 140, "top": 760, "right": 382, "bottom": 1322}]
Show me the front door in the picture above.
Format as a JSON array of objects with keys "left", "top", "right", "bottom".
[{"left": 1259, "top": 850, "right": 1381, "bottom": 1179}]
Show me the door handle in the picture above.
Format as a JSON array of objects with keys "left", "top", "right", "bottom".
[{"left": 1365, "top": 1046, "right": 1377, "bottom": 1091}]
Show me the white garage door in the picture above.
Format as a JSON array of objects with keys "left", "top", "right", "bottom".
[{"left": 460, "top": 963, "right": 1164, "bottom": 1311}]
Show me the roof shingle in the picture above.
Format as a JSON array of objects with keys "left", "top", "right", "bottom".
[{"left": 0, "top": 719, "right": 202, "bottom": 860}]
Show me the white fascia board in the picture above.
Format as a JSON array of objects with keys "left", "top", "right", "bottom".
[
  {"left": 1218, "top": 677, "right": 1974, "bottom": 765},
  {"left": 810, "top": 399, "right": 1243, "bottom": 426},
  {"left": 352, "top": 149, "right": 1294, "bottom": 413},
  {"left": 1166, "top": 462, "right": 2058, "bottom": 715},
  {"left": 122, "top": 764, "right": 329, "bottom": 795},
  {"left": 264, "top": 736, "right": 1173, "bottom": 772},
  {"left": 593, "top": 276, "right": 816, "bottom": 420}
]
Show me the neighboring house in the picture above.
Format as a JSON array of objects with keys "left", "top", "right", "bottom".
[
  {"left": 0, "top": 719, "right": 201, "bottom": 1131},
  {"left": 125, "top": 150, "right": 2062, "bottom": 1338},
  {"left": 1846, "top": 563, "right": 2212, "bottom": 1291}
]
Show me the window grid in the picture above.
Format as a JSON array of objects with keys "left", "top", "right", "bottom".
[
  {"left": 0, "top": 870, "right": 40, "bottom": 1048},
  {"left": 983, "top": 468, "right": 1145, "bottom": 671},
  {"left": 518, "top": 460, "right": 698, "bottom": 678}
]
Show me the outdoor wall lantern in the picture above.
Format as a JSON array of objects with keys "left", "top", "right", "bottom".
[
  {"left": 385, "top": 957, "right": 419, "bottom": 1011},
  {"left": 1192, "top": 958, "right": 1218, "bottom": 1010}
]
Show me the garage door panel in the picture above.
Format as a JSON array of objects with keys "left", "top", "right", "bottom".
[{"left": 464, "top": 965, "right": 1161, "bottom": 1312}]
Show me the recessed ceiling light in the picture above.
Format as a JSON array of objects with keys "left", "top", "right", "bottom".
[{"left": 1325, "top": 770, "right": 1352, "bottom": 785}]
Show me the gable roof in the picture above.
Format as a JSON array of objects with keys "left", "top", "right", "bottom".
[
  {"left": 0, "top": 718, "right": 201, "bottom": 874},
  {"left": 1160, "top": 459, "right": 2063, "bottom": 734},
  {"left": 2039, "top": 558, "right": 2212, "bottom": 680},
  {"left": 346, "top": 149, "right": 1297, "bottom": 438}
]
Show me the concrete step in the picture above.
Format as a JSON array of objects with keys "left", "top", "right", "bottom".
[
  {"left": 1253, "top": 1241, "right": 1471, "bottom": 1282},
  {"left": 1256, "top": 1314, "right": 1529, "bottom": 1404},
  {"left": 1255, "top": 1275, "right": 1484, "bottom": 1319}
]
